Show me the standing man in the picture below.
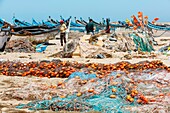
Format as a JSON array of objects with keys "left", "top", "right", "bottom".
[
  {"left": 86, "top": 19, "right": 94, "bottom": 35},
  {"left": 59, "top": 20, "right": 67, "bottom": 46},
  {"left": 105, "top": 18, "right": 110, "bottom": 33}
]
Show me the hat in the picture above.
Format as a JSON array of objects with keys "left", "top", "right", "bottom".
[{"left": 60, "top": 20, "right": 64, "bottom": 23}]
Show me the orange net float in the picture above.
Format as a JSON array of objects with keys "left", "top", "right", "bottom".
[
  {"left": 138, "top": 12, "right": 143, "bottom": 17},
  {"left": 154, "top": 18, "right": 159, "bottom": 21},
  {"left": 144, "top": 16, "right": 148, "bottom": 19},
  {"left": 133, "top": 26, "right": 138, "bottom": 30}
]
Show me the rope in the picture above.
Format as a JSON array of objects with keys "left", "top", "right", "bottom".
[{"left": 152, "top": 30, "right": 168, "bottom": 37}]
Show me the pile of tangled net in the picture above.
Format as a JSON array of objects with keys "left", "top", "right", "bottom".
[
  {"left": 5, "top": 38, "right": 35, "bottom": 53},
  {"left": 16, "top": 69, "right": 170, "bottom": 112}
]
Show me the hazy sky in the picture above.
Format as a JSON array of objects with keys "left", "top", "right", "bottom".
[{"left": 0, "top": 0, "right": 170, "bottom": 23}]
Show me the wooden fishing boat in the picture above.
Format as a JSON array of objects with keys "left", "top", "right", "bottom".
[
  {"left": 148, "top": 22, "right": 170, "bottom": 30},
  {"left": 47, "top": 17, "right": 58, "bottom": 24},
  {"left": 11, "top": 25, "right": 60, "bottom": 36},
  {"left": 80, "top": 17, "right": 88, "bottom": 25},
  {"left": 13, "top": 17, "right": 32, "bottom": 27},
  {"left": 0, "top": 19, "right": 4, "bottom": 28},
  {"left": 32, "top": 18, "right": 42, "bottom": 26},
  {"left": 70, "top": 21, "right": 85, "bottom": 27},
  {"left": 42, "top": 20, "right": 60, "bottom": 28},
  {"left": 11, "top": 17, "right": 71, "bottom": 36},
  {"left": 0, "top": 28, "right": 11, "bottom": 51},
  {"left": 76, "top": 20, "right": 86, "bottom": 26},
  {"left": 88, "top": 17, "right": 104, "bottom": 27}
]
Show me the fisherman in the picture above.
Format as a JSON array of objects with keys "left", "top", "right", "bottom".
[
  {"left": 2, "top": 23, "right": 9, "bottom": 29},
  {"left": 48, "top": 16, "right": 51, "bottom": 22},
  {"left": 85, "top": 19, "right": 95, "bottom": 35},
  {"left": 59, "top": 20, "right": 67, "bottom": 46},
  {"left": 105, "top": 18, "right": 110, "bottom": 33}
]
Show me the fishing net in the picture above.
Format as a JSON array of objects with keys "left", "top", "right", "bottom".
[
  {"left": 0, "top": 60, "right": 169, "bottom": 112},
  {"left": 16, "top": 69, "right": 170, "bottom": 112},
  {"left": 130, "top": 33, "right": 154, "bottom": 52},
  {"left": 5, "top": 38, "right": 35, "bottom": 53}
]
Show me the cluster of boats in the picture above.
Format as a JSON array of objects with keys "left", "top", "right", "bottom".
[
  {"left": 1, "top": 16, "right": 170, "bottom": 35},
  {"left": 0, "top": 15, "right": 170, "bottom": 51},
  {"left": 0, "top": 16, "right": 131, "bottom": 36}
]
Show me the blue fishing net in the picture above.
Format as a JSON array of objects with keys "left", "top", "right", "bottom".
[
  {"left": 67, "top": 72, "right": 96, "bottom": 80},
  {"left": 16, "top": 71, "right": 141, "bottom": 112},
  {"left": 130, "top": 33, "right": 154, "bottom": 52}
]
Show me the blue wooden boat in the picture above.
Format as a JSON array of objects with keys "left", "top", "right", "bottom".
[
  {"left": 88, "top": 17, "right": 104, "bottom": 27},
  {"left": 70, "top": 21, "right": 85, "bottom": 27},
  {"left": 47, "top": 16, "right": 58, "bottom": 24},
  {"left": 11, "top": 17, "right": 71, "bottom": 36},
  {"left": 72, "top": 17, "right": 85, "bottom": 26},
  {"left": 80, "top": 17, "right": 88, "bottom": 25},
  {"left": 0, "top": 18, "right": 13, "bottom": 29},
  {"left": 147, "top": 22, "right": 170, "bottom": 31},
  {"left": 60, "top": 16, "right": 85, "bottom": 32},
  {"left": 13, "top": 17, "right": 60, "bottom": 28},
  {"left": 80, "top": 17, "right": 104, "bottom": 27},
  {"left": 110, "top": 23, "right": 126, "bottom": 27},
  {"left": 109, "top": 20, "right": 127, "bottom": 28},
  {"left": 42, "top": 20, "right": 60, "bottom": 28},
  {"left": 0, "top": 19, "right": 4, "bottom": 28},
  {"left": 70, "top": 27, "right": 85, "bottom": 32},
  {"left": 76, "top": 20, "right": 86, "bottom": 26},
  {"left": 11, "top": 20, "right": 62, "bottom": 36},
  {"left": 32, "top": 18, "right": 42, "bottom": 26},
  {"left": 11, "top": 25, "right": 60, "bottom": 36},
  {"left": 12, "top": 17, "right": 32, "bottom": 27},
  {"left": 101, "top": 18, "right": 106, "bottom": 26},
  {"left": 43, "top": 16, "right": 71, "bottom": 28},
  {"left": 74, "top": 17, "right": 104, "bottom": 32}
]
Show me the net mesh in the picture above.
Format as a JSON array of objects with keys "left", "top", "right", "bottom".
[{"left": 16, "top": 69, "right": 170, "bottom": 112}]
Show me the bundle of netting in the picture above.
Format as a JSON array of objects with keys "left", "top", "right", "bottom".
[{"left": 16, "top": 70, "right": 165, "bottom": 113}]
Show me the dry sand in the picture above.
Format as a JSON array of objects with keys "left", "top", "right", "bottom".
[
  {"left": 0, "top": 31, "right": 170, "bottom": 112},
  {"left": 1, "top": 36, "right": 170, "bottom": 66}
]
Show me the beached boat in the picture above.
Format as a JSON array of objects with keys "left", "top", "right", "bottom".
[
  {"left": 147, "top": 22, "right": 170, "bottom": 31},
  {"left": 59, "top": 16, "right": 85, "bottom": 32},
  {"left": 13, "top": 17, "right": 60, "bottom": 28},
  {"left": 13, "top": 17, "right": 32, "bottom": 27},
  {"left": 47, "top": 17, "right": 58, "bottom": 24},
  {"left": 13, "top": 17, "right": 55, "bottom": 28},
  {"left": 110, "top": 22, "right": 127, "bottom": 28},
  {"left": 11, "top": 25, "right": 60, "bottom": 36},
  {"left": 75, "top": 20, "right": 86, "bottom": 26},
  {"left": 0, "top": 28, "right": 11, "bottom": 51},
  {"left": 70, "top": 21, "right": 85, "bottom": 27},
  {"left": 80, "top": 17, "right": 88, "bottom": 25},
  {"left": 88, "top": 17, "right": 104, "bottom": 27},
  {"left": 70, "top": 21, "right": 85, "bottom": 32},
  {"left": 32, "top": 18, "right": 42, "bottom": 26},
  {"left": 0, "top": 19, "right": 4, "bottom": 28},
  {"left": 11, "top": 17, "right": 71, "bottom": 36},
  {"left": 42, "top": 20, "right": 60, "bottom": 28},
  {"left": 43, "top": 16, "right": 71, "bottom": 28}
]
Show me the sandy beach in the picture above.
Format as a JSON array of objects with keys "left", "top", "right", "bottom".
[
  {"left": 1, "top": 31, "right": 170, "bottom": 66},
  {"left": 0, "top": 30, "right": 170, "bottom": 113},
  {"left": 1, "top": 0, "right": 170, "bottom": 112}
]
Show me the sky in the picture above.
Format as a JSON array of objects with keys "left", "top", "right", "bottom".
[{"left": 0, "top": 0, "right": 170, "bottom": 23}]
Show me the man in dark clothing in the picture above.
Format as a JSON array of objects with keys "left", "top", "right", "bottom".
[
  {"left": 105, "top": 18, "right": 110, "bottom": 33},
  {"left": 86, "top": 19, "right": 94, "bottom": 35}
]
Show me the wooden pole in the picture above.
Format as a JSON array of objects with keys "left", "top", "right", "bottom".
[{"left": 65, "top": 18, "right": 71, "bottom": 52}]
